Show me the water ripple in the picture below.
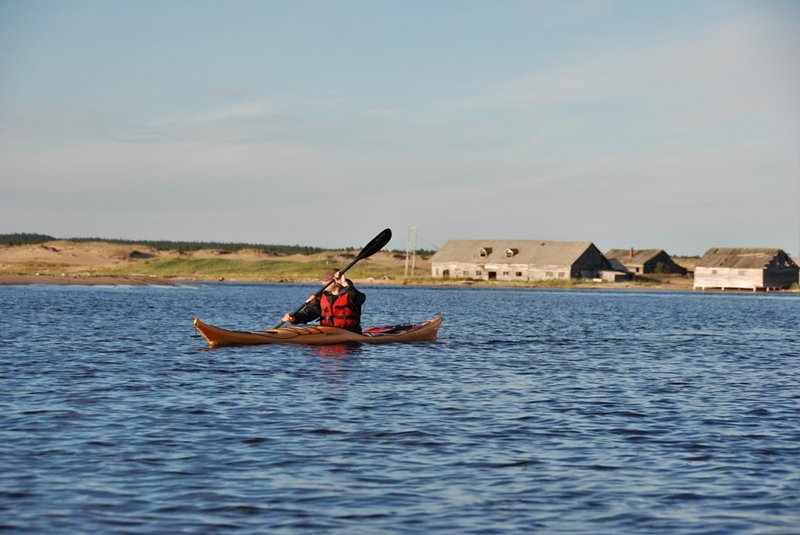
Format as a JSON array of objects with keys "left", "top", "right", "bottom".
[{"left": 1, "top": 285, "right": 798, "bottom": 533}]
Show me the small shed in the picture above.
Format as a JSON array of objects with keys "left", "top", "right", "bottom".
[
  {"left": 605, "top": 248, "right": 688, "bottom": 275},
  {"left": 430, "top": 240, "right": 614, "bottom": 281},
  {"left": 693, "top": 248, "right": 799, "bottom": 291}
]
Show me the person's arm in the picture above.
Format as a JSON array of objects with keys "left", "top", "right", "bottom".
[
  {"left": 282, "top": 297, "right": 321, "bottom": 324},
  {"left": 345, "top": 283, "right": 366, "bottom": 306}
]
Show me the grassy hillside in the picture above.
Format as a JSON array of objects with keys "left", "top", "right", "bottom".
[
  {"left": 0, "top": 239, "right": 702, "bottom": 289},
  {"left": 103, "top": 256, "right": 414, "bottom": 282},
  {"left": 0, "top": 240, "right": 426, "bottom": 282}
]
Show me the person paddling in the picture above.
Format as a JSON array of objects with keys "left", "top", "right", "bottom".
[{"left": 282, "top": 268, "right": 366, "bottom": 332}]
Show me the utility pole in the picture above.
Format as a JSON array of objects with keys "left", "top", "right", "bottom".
[{"left": 404, "top": 226, "right": 418, "bottom": 277}]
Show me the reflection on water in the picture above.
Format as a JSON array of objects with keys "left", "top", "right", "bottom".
[
  {"left": 313, "top": 343, "right": 360, "bottom": 359},
  {"left": 0, "top": 283, "right": 798, "bottom": 534}
]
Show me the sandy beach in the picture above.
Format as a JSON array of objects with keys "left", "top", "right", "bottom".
[
  {"left": 0, "top": 242, "right": 184, "bottom": 285},
  {"left": 0, "top": 274, "right": 181, "bottom": 286},
  {"left": 0, "top": 240, "right": 418, "bottom": 286}
]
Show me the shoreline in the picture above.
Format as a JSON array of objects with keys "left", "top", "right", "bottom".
[
  {"left": 0, "top": 272, "right": 688, "bottom": 290},
  {"left": 5, "top": 272, "right": 795, "bottom": 293},
  {"left": 0, "top": 272, "right": 663, "bottom": 289},
  {"left": 0, "top": 274, "right": 182, "bottom": 286}
]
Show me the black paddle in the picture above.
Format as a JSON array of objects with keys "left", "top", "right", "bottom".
[{"left": 274, "top": 228, "right": 392, "bottom": 329}]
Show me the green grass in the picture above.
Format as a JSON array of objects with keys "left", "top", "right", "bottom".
[
  {"left": 0, "top": 258, "right": 690, "bottom": 288},
  {"left": 101, "top": 257, "right": 408, "bottom": 281},
  {"left": 0, "top": 262, "right": 72, "bottom": 275}
]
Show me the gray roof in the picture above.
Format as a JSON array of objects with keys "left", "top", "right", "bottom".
[
  {"left": 605, "top": 249, "right": 665, "bottom": 265},
  {"left": 697, "top": 248, "right": 788, "bottom": 269},
  {"left": 607, "top": 258, "right": 629, "bottom": 272},
  {"left": 430, "top": 240, "right": 597, "bottom": 266}
]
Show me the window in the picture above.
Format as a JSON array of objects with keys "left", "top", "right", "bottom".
[
  {"left": 479, "top": 247, "right": 492, "bottom": 257},
  {"left": 502, "top": 271, "right": 509, "bottom": 276},
  {"left": 476, "top": 270, "right": 482, "bottom": 276},
  {"left": 546, "top": 271, "right": 554, "bottom": 278},
  {"left": 516, "top": 272, "right": 523, "bottom": 277},
  {"left": 505, "top": 248, "right": 518, "bottom": 258},
  {"left": 558, "top": 272, "right": 566, "bottom": 278}
]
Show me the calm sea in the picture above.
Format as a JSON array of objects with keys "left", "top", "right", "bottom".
[{"left": 1, "top": 283, "right": 798, "bottom": 534}]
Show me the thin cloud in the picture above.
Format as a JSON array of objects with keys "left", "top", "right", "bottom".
[{"left": 437, "top": 11, "right": 798, "bottom": 126}]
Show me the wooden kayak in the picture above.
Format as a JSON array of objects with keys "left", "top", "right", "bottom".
[{"left": 194, "top": 316, "right": 444, "bottom": 348}]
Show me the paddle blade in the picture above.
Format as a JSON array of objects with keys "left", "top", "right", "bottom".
[
  {"left": 337, "top": 228, "right": 392, "bottom": 276},
  {"left": 355, "top": 228, "right": 392, "bottom": 261}
]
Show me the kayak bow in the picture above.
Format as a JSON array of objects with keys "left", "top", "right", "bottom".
[{"left": 194, "top": 317, "right": 443, "bottom": 348}]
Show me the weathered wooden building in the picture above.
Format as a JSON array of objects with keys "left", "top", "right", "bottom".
[
  {"left": 605, "top": 248, "right": 688, "bottom": 275},
  {"left": 795, "top": 257, "right": 800, "bottom": 284},
  {"left": 430, "top": 240, "right": 617, "bottom": 281},
  {"left": 693, "top": 248, "right": 799, "bottom": 291}
]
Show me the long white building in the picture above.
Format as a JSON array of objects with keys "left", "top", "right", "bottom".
[{"left": 430, "top": 240, "right": 617, "bottom": 282}]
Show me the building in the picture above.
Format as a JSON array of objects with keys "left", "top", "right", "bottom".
[
  {"left": 430, "top": 240, "right": 617, "bottom": 281},
  {"left": 795, "top": 257, "right": 800, "bottom": 285},
  {"left": 693, "top": 248, "right": 799, "bottom": 291},
  {"left": 605, "top": 248, "right": 688, "bottom": 275}
]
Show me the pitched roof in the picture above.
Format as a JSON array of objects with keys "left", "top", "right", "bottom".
[
  {"left": 605, "top": 249, "right": 665, "bottom": 265},
  {"left": 430, "top": 240, "right": 596, "bottom": 266},
  {"left": 697, "top": 248, "right": 785, "bottom": 269}
]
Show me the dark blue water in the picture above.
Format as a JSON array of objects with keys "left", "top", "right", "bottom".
[{"left": 1, "top": 283, "right": 798, "bottom": 534}]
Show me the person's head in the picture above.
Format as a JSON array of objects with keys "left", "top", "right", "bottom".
[{"left": 321, "top": 268, "right": 339, "bottom": 287}]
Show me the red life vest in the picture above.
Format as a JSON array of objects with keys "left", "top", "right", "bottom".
[{"left": 320, "top": 291, "right": 359, "bottom": 329}]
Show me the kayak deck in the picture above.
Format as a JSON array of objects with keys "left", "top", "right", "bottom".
[{"left": 194, "top": 316, "right": 444, "bottom": 348}]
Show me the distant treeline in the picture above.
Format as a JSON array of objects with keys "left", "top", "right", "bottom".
[
  {"left": 0, "top": 233, "right": 326, "bottom": 255},
  {"left": 0, "top": 233, "right": 56, "bottom": 245},
  {"left": 0, "top": 232, "right": 435, "bottom": 256}
]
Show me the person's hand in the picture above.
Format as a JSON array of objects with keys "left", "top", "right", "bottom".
[
  {"left": 282, "top": 313, "right": 295, "bottom": 323},
  {"left": 334, "top": 270, "right": 349, "bottom": 287}
]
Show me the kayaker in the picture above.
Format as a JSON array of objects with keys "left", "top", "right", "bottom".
[{"left": 282, "top": 268, "right": 366, "bottom": 332}]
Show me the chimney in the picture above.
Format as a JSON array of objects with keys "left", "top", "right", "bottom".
[{"left": 629, "top": 247, "right": 634, "bottom": 259}]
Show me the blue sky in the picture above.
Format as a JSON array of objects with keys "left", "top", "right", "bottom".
[{"left": 1, "top": 0, "right": 798, "bottom": 255}]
